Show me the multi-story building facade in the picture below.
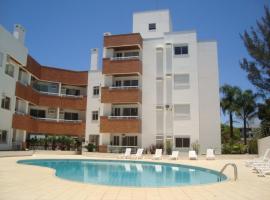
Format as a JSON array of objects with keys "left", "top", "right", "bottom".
[
  {"left": 0, "top": 24, "right": 87, "bottom": 150},
  {"left": 0, "top": 9, "right": 221, "bottom": 153},
  {"left": 86, "top": 10, "right": 221, "bottom": 153}
]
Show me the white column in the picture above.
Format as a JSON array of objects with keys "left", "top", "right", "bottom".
[{"left": 56, "top": 107, "right": 60, "bottom": 122}]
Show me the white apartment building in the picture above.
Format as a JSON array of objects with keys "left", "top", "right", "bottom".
[{"left": 86, "top": 10, "right": 221, "bottom": 154}]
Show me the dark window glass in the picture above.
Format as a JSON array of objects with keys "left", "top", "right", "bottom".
[
  {"left": 122, "top": 136, "right": 137, "bottom": 146},
  {"left": 174, "top": 46, "right": 189, "bottom": 55},
  {"left": 113, "top": 136, "right": 120, "bottom": 146},
  {"left": 123, "top": 80, "right": 138, "bottom": 87},
  {"left": 66, "top": 88, "right": 80, "bottom": 96},
  {"left": 149, "top": 23, "right": 156, "bottom": 30},
  {"left": 92, "top": 111, "right": 99, "bottom": 121},
  {"left": 30, "top": 109, "right": 46, "bottom": 118},
  {"left": 123, "top": 108, "right": 138, "bottom": 116},
  {"left": 1, "top": 97, "right": 10, "bottom": 110},
  {"left": 64, "top": 112, "right": 78, "bottom": 120},
  {"left": 114, "top": 80, "right": 122, "bottom": 87},
  {"left": 112, "top": 108, "right": 121, "bottom": 116},
  {"left": 0, "top": 130, "right": 7, "bottom": 143},
  {"left": 93, "top": 86, "right": 99, "bottom": 96},
  {"left": 175, "top": 137, "right": 190, "bottom": 148}
]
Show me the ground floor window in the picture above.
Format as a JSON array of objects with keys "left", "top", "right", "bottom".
[
  {"left": 112, "top": 136, "right": 120, "bottom": 146},
  {"left": 122, "top": 136, "right": 137, "bottom": 146},
  {"left": 0, "top": 130, "right": 7, "bottom": 143},
  {"left": 175, "top": 137, "right": 190, "bottom": 148}
]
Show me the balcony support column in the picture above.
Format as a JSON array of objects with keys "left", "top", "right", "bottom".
[{"left": 56, "top": 107, "right": 60, "bottom": 122}]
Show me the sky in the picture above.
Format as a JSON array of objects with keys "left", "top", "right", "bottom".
[{"left": 0, "top": 0, "right": 269, "bottom": 124}]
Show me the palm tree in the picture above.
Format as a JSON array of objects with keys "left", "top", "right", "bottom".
[
  {"left": 235, "top": 90, "right": 258, "bottom": 145},
  {"left": 220, "top": 85, "right": 241, "bottom": 139}
]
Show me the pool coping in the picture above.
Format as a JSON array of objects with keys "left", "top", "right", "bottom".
[{"left": 16, "top": 157, "right": 229, "bottom": 189}]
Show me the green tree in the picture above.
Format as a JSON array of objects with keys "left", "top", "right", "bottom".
[
  {"left": 258, "top": 99, "right": 270, "bottom": 136},
  {"left": 235, "top": 90, "right": 258, "bottom": 145},
  {"left": 240, "top": 6, "right": 270, "bottom": 96},
  {"left": 220, "top": 85, "right": 241, "bottom": 138}
]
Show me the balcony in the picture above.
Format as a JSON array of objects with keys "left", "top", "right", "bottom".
[
  {"left": 15, "top": 82, "right": 87, "bottom": 110},
  {"left": 104, "top": 33, "right": 142, "bottom": 49},
  {"left": 12, "top": 114, "right": 85, "bottom": 136},
  {"left": 100, "top": 116, "right": 141, "bottom": 133},
  {"left": 101, "top": 86, "right": 141, "bottom": 104},
  {"left": 102, "top": 57, "right": 142, "bottom": 75}
]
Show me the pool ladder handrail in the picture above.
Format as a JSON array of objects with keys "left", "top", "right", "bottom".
[{"left": 220, "top": 163, "right": 238, "bottom": 181}]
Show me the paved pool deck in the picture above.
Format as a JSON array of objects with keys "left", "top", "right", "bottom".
[{"left": 0, "top": 153, "right": 269, "bottom": 200}]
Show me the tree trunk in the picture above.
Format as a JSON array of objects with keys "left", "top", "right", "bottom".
[
  {"left": 229, "top": 112, "right": 234, "bottom": 139},
  {"left": 243, "top": 118, "right": 247, "bottom": 145}
]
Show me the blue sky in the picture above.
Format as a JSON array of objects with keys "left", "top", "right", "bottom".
[{"left": 0, "top": 0, "right": 268, "bottom": 124}]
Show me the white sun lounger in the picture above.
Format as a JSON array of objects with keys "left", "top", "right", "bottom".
[
  {"left": 133, "top": 148, "right": 144, "bottom": 159},
  {"left": 246, "top": 148, "right": 270, "bottom": 167},
  {"left": 169, "top": 151, "right": 179, "bottom": 160},
  {"left": 189, "top": 150, "right": 198, "bottom": 160},
  {"left": 119, "top": 148, "right": 131, "bottom": 159},
  {"left": 153, "top": 149, "right": 162, "bottom": 160},
  {"left": 206, "top": 149, "right": 215, "bottom": 160}
]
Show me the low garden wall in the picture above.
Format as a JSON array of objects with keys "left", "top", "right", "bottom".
[
  {"left": 258, "top": 136, "right": 270, "bottom": 156},
  {"left": 34, "top": 150, "right": 80, "bottom": 155},
  {"left": 0, "top": 150, "right": 34, "bottom": 157}
]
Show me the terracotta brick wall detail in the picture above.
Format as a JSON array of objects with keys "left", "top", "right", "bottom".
[
  {"left": 24, "top": 56, "right": 88, "bottom": 86},
  {"left": 104, "top": 33, "right": 142, "bottom": 48},
  {"left": 102, "top": 58, "right": 142, "bottom": 75},
  {"left": 100, "top": 116, "right": 141, "bottom": 133},
  {"left": 101, "top": 87, "right": 141, "bottom": 104},
  {"left": 12, "top": 114, "right": 85, "bottom": 136},
  {"left": 16, "top": 82, "right": 87, "bottom": 110}
]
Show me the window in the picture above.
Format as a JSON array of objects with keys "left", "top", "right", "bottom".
[
  {"left": 174, "top": 74, "right": 190, "bottom": 89},
  {"left": 30, "top": 109, "right": 46, "bottom": 118},
  {"left": 112, "top": 136, "right": 120, "bottom": 146},
  {"left": 64, "top": 112, "right": 79, "bottom": 120},
  {"left": 149, "top": 23, "right": 156, "bottom": 31},
  {"left": 175, "top": 137, "right": 190, "bottom": 148},
  {"left": 5, "top": 64, "right": 14, "bottom": 77},
  {"left": 115, "top": 52, "right": 123, "bottom": 58},
  {"left": 1, "top": 96, "right": 11, "bottom": 110},
  {"left": 112, "top": 107, "right": 121, "bottom": 116},
  {"left": 0, "top": 130, "right": 7, "bottom": 143},
  {"left": 124, "top": 51, "right": 139, "bottom": 57},
  {"left": 123, "top": 80, "right": 138, "bottom": 87},
  {"left": 0, "top": 52, "right": 3, "bottom": 67},
  {"left": 114, "top": 80, "right": 122, "bottom": 87},
  {"left": 66, "top": 88, "right": 80, "bottom": 96},
  {"left": 122, "top": 136, "right": 137, "bottom": 146},
  {"left": 123, "top": 108, "right": 138, "bottom": 116},
  {"left": 174, "top": 104, "right": 190, "bottom": 120},
  {"left": 92, "top": 111, "right": 99, "bottom": 121},
  {"left": 93, "top": 86, "right": 99, "bottom": 96},
  {"left": 174, "top": 45, "right": 188, "bottom": 55}
]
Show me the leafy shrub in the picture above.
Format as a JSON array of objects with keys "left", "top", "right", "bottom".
[
  {"left": 85, "top": 143, "right": 96, "bottom": 152},
  {"left": 248, "top": 139, "right": 258, "bottom": 154}
]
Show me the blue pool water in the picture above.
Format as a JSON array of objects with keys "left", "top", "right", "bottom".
[{"left": 18, "top": 159, "right": 226, "bottom": 187}]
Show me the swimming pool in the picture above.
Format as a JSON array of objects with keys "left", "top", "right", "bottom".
[{"left": 18, "top": 159, "right": 226, "bottom": 187}]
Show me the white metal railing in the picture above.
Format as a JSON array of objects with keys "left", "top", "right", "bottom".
[
  {"left": 31, "top": 116, "right": 82, "bottom": 123},
  {"left": 33, "top": 89, "right": 59, "bottom": 96},
  {"left": 15, "top": 111, "right": 27, "bottom": 115},
  {"left": 110, "top": 56, "right": 140, "bottom": 61},
  {"left": 108, "top": 116, "right": 139, "bottom": 120},
  {"left": 60, "top": 93, "right": 84, "bottom": 98},
  {"left": 109, "top": 85, "right": 139, "bottom": 90}
]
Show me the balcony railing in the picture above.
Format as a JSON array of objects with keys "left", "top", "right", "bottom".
[
  {"left": 110, "top": 56, "right": 140, "bottom": 61},
  {"left": 108, "top": 116, "right": 139, "bottom": 120},
  {"left": 101, "top": 86, "right": 142, "bottom": 103},
  {"left": 100, "top": 116, "right": 141, "bottom": 133},
  {"left": 12, "top": 114, "right": 85, "bottom": 136},
  {"left": 108, "top": 85, "right": 139, "bottom": 90},
  {"left": 31, "top": 116, "right": 83, "bottom": 123}
]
